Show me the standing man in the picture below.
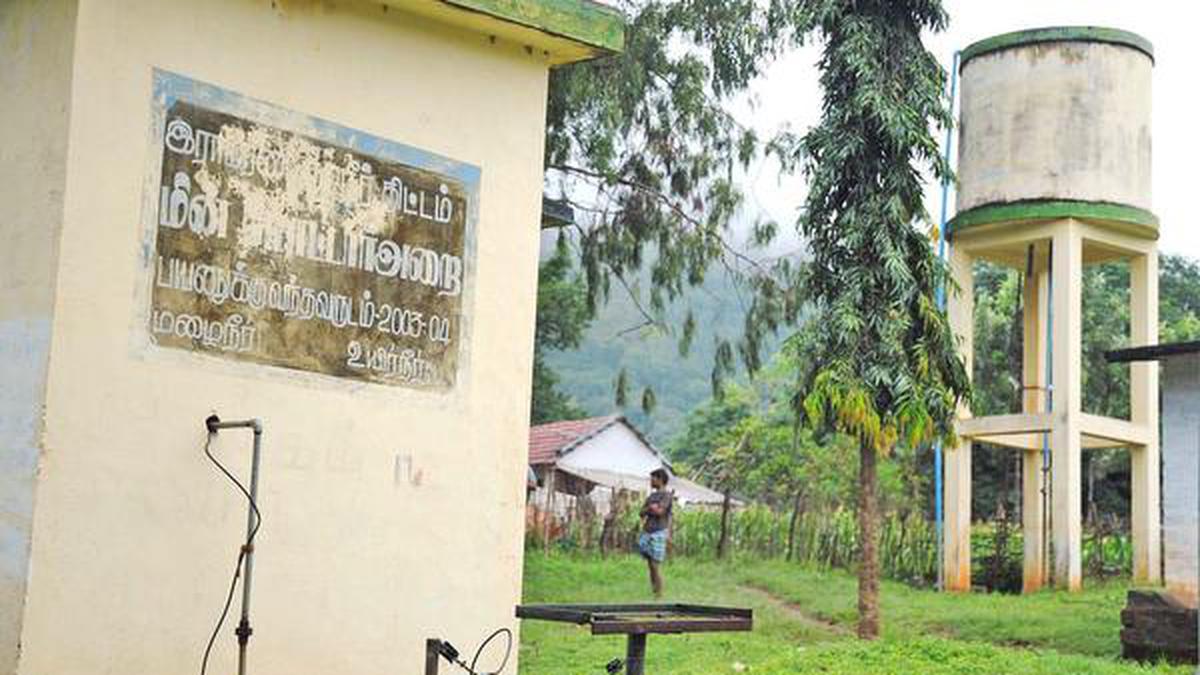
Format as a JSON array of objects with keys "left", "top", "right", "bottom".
[{"left": 638, "top": 468, "right": 673, "bottom": 597}]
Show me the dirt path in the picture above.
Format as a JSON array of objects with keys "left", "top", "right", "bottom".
[{"left": 738, "top": 585, "right": 852, "bottom": 636}]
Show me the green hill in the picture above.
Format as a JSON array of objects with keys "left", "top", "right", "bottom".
[{"left": 543, "top": 265, "right": 775, "bottom": 445}]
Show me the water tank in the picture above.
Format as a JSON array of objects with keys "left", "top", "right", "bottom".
[{"left": 955, "top": 27, "right": 1155, "bottom": 230}]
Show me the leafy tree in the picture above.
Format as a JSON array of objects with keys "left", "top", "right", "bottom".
[
  {"left": 666, "top": 382, "right": 755, "bottom": 465},
  {"left": 774, "top": 0, "right": 971, "bottom": 639},
  {"left": 692, "top": 428, "right": 755, "bottom": 559},
  {"left": 530, "top": 239, "right": 594, "bottom": 424},
  {"left": 971, "top": 262, "right": 1023, "bottom": 417},
  {"left": 541, "top": 0, "right": 805, "bottom": 401},
  {"left": 968, "top": 254, "right": 1200, "bottom": 523},
  {"left": 668, "top": 339, "right": 920, "bottom": 568},
  {"left": 1160, "top": 254, "right": 1200, "bottom": 343}
]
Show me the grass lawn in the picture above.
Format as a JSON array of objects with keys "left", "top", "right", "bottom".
[{"left": 518, "top": 554, "right": 1188, "bottom": 674}]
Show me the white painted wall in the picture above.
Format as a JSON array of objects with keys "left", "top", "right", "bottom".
[
  {"left": 0, "top": 2, "right": 76, "bottom": 671},
  {"left": 1163, "top": 353, "right": 1200, "bottom": 604},
  {"left": 534, "top": 423, "right": 724, "bottom": 516},
  {"left": 557, "top": 423, "right": 665, "bottom": 477},
  {"left": 3, "top": 1, "right": 553, "bottom": 672}
]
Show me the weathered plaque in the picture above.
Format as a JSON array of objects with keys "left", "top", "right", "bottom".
[{"left": 143, "top": 71, "right": 479, "bottom": 391}]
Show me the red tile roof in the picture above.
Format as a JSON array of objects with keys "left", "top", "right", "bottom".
[{"left": 528, "top": 415, "right": 619, "bottom": 465}]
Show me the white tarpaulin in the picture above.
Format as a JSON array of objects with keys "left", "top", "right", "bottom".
[{"left": 555, "top": 465, "right": 727, "bottom": 506}]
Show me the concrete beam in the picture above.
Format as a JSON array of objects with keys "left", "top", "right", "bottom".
[
  {"left": 1078, "top": 222, "right": 1158, "bottom": 258},
  {"left": 1079, "top": 413, "right": 1152, "bottom": 447},
  {"left": 1051, "top": 222, "right": 1083, "bottom": 590},
  {"left": 1130, "top": 250, "right": 1162, "bottom": 584},
  {"left": 944, "top": 243, "right": 974, "bottom": 592},
  {"left": 957, "top": 413, "right": 1052, "bottom": 439}
]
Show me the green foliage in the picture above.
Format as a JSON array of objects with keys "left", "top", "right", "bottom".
[
  {"left": 557, "top": 503, "right": 1118, "bottom": 590},
  {"left": 651, "top": 252, "right": 1200, "bottom": 548},
  {"left": 772, "top": 0, "right": 970, "bottom": 453},
  {"left": 544, "top": 263, "right": 766, "bottom": 441},
  {"left": 971, "top": 261, "right": 1023, "bottom": 417},
  {"left": 530, "top": 239, "right": 594, "bottom": 424},
  {"left": 520, "top": 555, "right": 1188, "bottom": 674},
  {"left": 667, "top": 345, "right": 924, "bottom": 516},
  {"left": 1081, "top": 263, "right": 1133, "bottom": 418},
  {"left": 671, "top": 507, "right": 938, "bottom": 583},
  {"left": 972, "top": 253, "right": 1200, "bottom": 421},
  {"left": 737, "top": 561, "right": 1161, "bottom": 661},
  {"left": 543, "top": 0, "right": 811, "bottom": 407},
  {"left": 762, "top": 636, "right": 1180, "bottom": 674},
  {"left": 1160, "top": 255, "right": 1200, "bottom": 343},
  {"left": 535, "top": 238, "right": 593, "bottom": 352},
  {"left": 521, "top": 555, "right": 841, "bottom": 674},
  {"left": 968, "top": 253, "right": 1200, "bottom": 523},
  {"left": 667, "top": 383, "right": 755, "bottom": 465}
]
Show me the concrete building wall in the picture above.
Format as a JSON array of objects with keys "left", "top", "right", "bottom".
[
  {"left": 0, "top": 1, "right": 77, "bottom": 671},
  {"left": 958, "top": 40, "right": 1153, "bottom": 212},
  {"left": 558, "top": 424, "right": 664, "bottom": 477},
  {"left": 7, "top": 1, "right": 549, "bottom": 672},
  {"left": 1163, "top": 354, "right": 1200, "bottom": 604}
]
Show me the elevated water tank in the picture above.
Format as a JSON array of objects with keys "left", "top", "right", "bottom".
[{"left": 955, "top": 27, "right": 1155, "bottom": 234}]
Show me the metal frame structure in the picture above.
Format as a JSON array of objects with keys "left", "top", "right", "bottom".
[
  {"left": 204, "top": 415, "right": 264, "bottom": 675},
  {"left": 515, "top": 604, "right": 753, "bottom": 675},
  {"left": 944, "top": 218, "right": 1160, "bottom": 592}
]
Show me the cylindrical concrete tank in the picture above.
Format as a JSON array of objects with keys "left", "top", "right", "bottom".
[{"left": 955, "top": 27, "right": 1155, "bottom": 233}]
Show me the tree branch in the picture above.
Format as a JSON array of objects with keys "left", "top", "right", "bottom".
[{"left": 546, "top": 162, "right": 771, "bottom": 276}]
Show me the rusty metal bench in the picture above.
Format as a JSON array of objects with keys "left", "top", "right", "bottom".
[{"left": 515, "top": 603, "right": 753, "bottom": 674}]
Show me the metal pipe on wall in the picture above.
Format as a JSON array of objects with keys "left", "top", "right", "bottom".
[
  {"left": 1042, "top": 243, "right": 1054, "bottom": 585},
  {"left": 934, "top": 49, "right": 961, "bottom": 593},
  {"left": 205, "top": 415, "right": 264, "bottom": 675}
]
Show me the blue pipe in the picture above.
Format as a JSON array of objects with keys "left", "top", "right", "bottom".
[
  {"left": 1042, "top": 241, "right": 1054, "bottom": 581},
  {"left": 934, "top": 50, "right": 960, "bottom": 592}
]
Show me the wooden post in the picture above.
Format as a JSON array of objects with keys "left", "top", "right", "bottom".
[
  {"left": 600, "top": 486, "right": 617, "bottom": 555},
  {"left": 1022, "top": 262, "right": 1048, "bottom": 593},
  {"left": 1130, "top": 248, "right": 1161, "bottom": 584},
  {"left": 717, "top": 488, "right": 731, "bottom": 560},
  {"left": 543, "top": 467, "right": 556, "bottom": 553},
  {"left": 787, "top": 489, "right": 803, "bottom": 562},
  {"left": 944, "top": 242, "right": 974, "bottom": 592},
  {"left": 1051, "top": 222, "right": 1083, "bottom": 591}
]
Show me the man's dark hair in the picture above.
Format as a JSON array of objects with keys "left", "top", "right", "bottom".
[{"left": 651, "top": 468, "right": 669, "bottom": 485}]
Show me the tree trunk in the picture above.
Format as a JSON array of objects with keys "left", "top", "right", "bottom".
[
  {"left": 717, "top": 488, "right": 732, "bottom": 560},
  {"left": 857, "top": 442, "right": 880, "bottom": 640},
  {"left": 786, "top": 489, "right": 803, "bottom": 562}
]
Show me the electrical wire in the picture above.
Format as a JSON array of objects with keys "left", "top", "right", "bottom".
[
  {"left": 436, "top": 627, "right": 514, "bottom": 675},
  {"left": 199, "top": 427, "right": 510, "bottom": 674},
  {"left": 200, "top": 548, "right": 246, "bottom": 675},
  {"left": 199, "top": 431, "right": 263, "bottom": 675},
  {"left": 468, "top": 627, "right": 513, "bottom": 675}
]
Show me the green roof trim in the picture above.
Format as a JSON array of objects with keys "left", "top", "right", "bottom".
[
  {"left": 961, "top": 26, "right": 1154, "bottom": 69},
  {"left": 949, "top": 200, "right": 1159, "bottom": 239},
  {"left": 441, "top": 0, "right": 625, "bottom": 53}
]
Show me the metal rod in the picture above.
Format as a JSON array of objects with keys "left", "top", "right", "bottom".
[
  {"left": 624, "top": 633, "right": 647, "bottom": 675},
  {"left": 1043, "top": 241, "right": 1054, "bottom": 584},
  {"left": 425, "top": 639, "right": 442, "bottom": 675},
  {"left": 237, "top": 425, "right": 262, "bottom": 675},
  {"left": 933, "top": 49, "right": 961, "bottom": 593},
  {"left": 207, "top": 418, "right": 263, "bottom": 432},
  {"left": 205, "top": 415, "right": 263, "bottom": 675}
]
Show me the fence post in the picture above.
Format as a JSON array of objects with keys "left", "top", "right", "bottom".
[{"left": 717, "top": 489, "right": 732, "bottom": 559}]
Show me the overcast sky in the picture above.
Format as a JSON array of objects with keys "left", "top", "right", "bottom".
[{"left": 732, "top": 1, "right": 1199, "bottom": 257}]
